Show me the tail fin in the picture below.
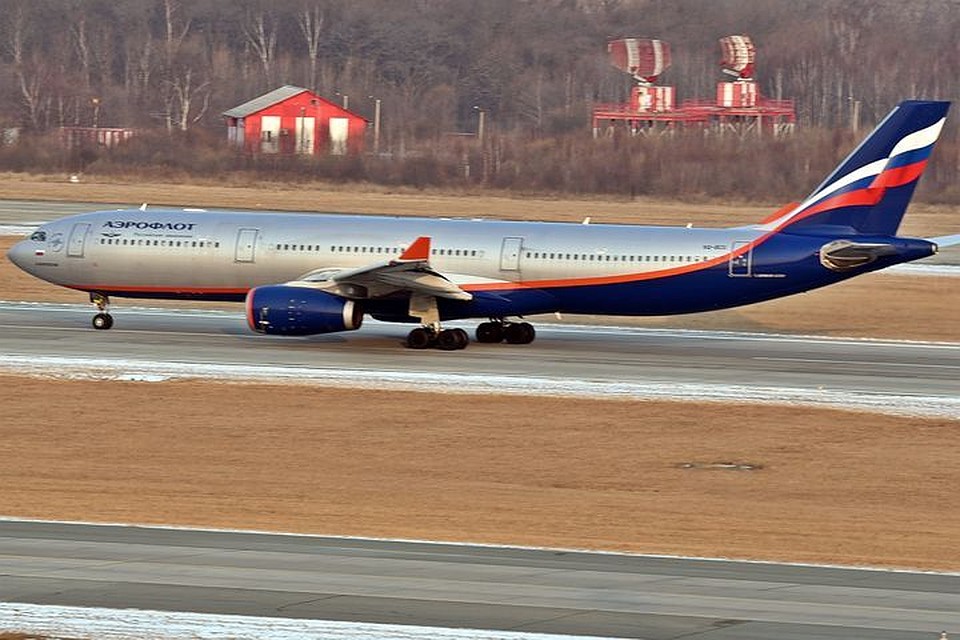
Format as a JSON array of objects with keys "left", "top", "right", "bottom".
[{"left": 763, "top": 100, "right": 950, "bottom": 235}]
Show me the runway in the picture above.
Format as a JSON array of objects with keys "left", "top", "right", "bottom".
[
  {"left": 1, "top": 520, "right": 959, "bottom": 639},
  {"left": 0, "top": 301, "right": 957, "bottom": 416}
]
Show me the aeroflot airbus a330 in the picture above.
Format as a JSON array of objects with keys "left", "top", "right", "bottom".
[{"left": 8, "top": 100, "right": 959, "bottom": 350}]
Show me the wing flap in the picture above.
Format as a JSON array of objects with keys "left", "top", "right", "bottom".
[{"left": 290, "top": 235, "right": 473, "bottom": 301}]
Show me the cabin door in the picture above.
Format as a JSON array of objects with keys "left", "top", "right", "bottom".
[
  {"left": 728, "top": 241, "right": 753, "bottom": 277},
  {"left": 235, "top": 228, "right": 259, "bottom": 263},
  {"left": 67, "top": 223, "right": 90, "bottom": 258},
  {"left": 500, "top": 237, "right": 523, "bottom": 271}
]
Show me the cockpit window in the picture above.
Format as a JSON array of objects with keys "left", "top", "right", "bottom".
[{"left": 29, "top": 230, "right": 46, "bottom": 242}]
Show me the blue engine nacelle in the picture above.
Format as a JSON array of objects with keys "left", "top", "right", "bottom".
[{"left": 245, "top": 286, "right": 363, "bottom": 336}]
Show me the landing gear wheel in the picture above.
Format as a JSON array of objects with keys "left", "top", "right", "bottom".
[
  {"left": 436, "top": 328, "right": 469, "bottom": 351},
  {"left": 92, "top": 313, "right": 114, "bottom": 331},
  {"left": 406, "top": 327, "right": 435, "bottom": 349},
  {"left": 476, "top": 321, "right": 504, "bottom": 343},
  {"left": 90, "top": 292, "right": 112, "bottom": 330},
  {"left": 504, "top": 322, "right": 535, "bottom": 345}
]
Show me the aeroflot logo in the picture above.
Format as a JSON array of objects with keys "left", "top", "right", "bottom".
[{"left": 103, "top": 221, "right": 196, "bottom": 231}]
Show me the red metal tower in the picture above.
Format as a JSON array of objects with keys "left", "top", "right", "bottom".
[{"left": 592, "top": 34, "right": 796, "bottom": 137}]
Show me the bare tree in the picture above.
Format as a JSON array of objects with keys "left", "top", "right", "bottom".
[
  {"left": 166, "top": 67, "right": 211, "bottom": 131},
  {"left": 297, "top": 3, "right": 325, "bottom": 91},
  {"left": 244, "top": 8, "right": 278, "bottom": 87},
  {"left": 5, "top": 2, "right": 46, "bottom": 129},
  {"left": 162, "top": 0, "right": 191, "bottom": 66},
  {"left": 158, "top": 0, "right": 193, "bottom": 131}
]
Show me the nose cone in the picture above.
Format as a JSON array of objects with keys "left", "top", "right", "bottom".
[{"left": 7, "top": 240, "right": 31, "bottom": 271}]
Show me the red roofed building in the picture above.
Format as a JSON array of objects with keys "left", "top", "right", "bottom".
[{"left": 223, "top": 85, "right": 367, "bottom": 155}]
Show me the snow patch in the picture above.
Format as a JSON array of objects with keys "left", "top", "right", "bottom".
[
  {"left": 0, "top": 602, "right": 615, "bottom": 640},
  {"left": 0, "top": 353, "right": 957, "bottom": 418}
]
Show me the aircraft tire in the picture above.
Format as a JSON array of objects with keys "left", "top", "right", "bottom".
[
  {"left": 406, "top": 327, "right": 435, "bottom": 349},
  {"left": 453, "top": 328, "right": 469, "bottom": 349},
  {"left": 92, "top": 313, "right": 113, "bottom": 331},
  {"left": 504, "top": 322, "right": 535, "bottom": 345},
  {"left": 475, "top": 322, "right": 504, "bottom": 343},
  {"left": 436, "top": 328, "right": 467, "bottom": 351}
]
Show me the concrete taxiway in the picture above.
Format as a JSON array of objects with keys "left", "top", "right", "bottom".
[{"left": 1, "top": 520, "right": 958, "bottom": 639}]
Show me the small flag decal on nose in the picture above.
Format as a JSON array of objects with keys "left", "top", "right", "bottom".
[{"left": 34, "top": 249, "right": 45, "bottom": 256}]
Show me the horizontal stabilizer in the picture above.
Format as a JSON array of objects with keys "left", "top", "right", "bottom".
[{"left": 930, "top": 233, "right": 960, "bottom": 248}]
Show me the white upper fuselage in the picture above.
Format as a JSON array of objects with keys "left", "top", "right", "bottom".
[{"left": 11, "top": 208, "right": 760, "bottom": 296}]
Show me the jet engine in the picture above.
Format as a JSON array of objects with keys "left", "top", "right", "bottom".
[{"left": 245, "top": 285, "right": 363, "bottom": 336}]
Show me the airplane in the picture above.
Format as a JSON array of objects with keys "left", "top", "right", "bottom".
[{"left": 7, "top": 100, "right": 959, "bottom": 350}]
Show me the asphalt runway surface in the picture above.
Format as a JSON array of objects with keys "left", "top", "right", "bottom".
[
  {"left": 0, "top": 302, "right": 957, "bottom": 417},
  {"left": 1, "top": 520, "right": 959, "bottom": 639}
]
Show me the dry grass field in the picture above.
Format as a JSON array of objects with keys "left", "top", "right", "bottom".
[
  {"left": 1, "top": 376, "right": 958, "bottom": 570},
  {"left": 1, "top": 175, "right": 958, "bottom": 570}
]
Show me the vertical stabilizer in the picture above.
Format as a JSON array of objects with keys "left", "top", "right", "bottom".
[{"left": 762, "top": 100, "right": 950, "bottom": 235}]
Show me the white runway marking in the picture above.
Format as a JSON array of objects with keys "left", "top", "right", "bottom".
[
  {"left": 754, "top": 356, "right": 960, "bottom": 370},
  {"left": 0, "top": 603, "right": 617, "bottom": 640}
]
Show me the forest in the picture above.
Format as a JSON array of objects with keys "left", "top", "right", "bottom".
[{"left": 0, "top": 0, "right": 957, "bottom": 202}]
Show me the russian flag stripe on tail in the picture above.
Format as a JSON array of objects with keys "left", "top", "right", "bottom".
[{"left": 763, "top": 100, "right": 950, "bottom": 236}]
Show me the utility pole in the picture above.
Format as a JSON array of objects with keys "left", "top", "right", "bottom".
[
  {"left": 373, "top": 97, "right": 381, "bottom": 154},
  {"left": 474, "top": 106, "right": 485, "bottom": 144}
]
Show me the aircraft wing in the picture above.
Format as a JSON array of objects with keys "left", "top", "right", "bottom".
[{"left": 291, "top": 236, "right": 473, "bottom": 301}]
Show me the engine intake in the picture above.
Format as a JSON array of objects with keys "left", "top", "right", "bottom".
[{"left": 245, "top": 286, "right": 363, "bottom": 336}]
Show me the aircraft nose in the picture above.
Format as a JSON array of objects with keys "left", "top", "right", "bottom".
[{"left": 6, "top": 240, "right": 30, "bottom": 270}]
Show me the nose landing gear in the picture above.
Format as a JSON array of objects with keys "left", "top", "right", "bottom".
[{"left": 90, "top": 292, "right": 114, "bottom": 330}]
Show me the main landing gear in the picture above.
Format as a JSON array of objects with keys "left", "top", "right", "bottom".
[
  {"left": 475, "top": 320, "right": 536, "bottom": 345},
  {"left": 406, "top": 326, "right": 470, "bottom": 351},
  {"left": 405, "top": 320, "right": 536, "bottom": 350},
  {"left": 403, "top": 295, "right": 535, "bottom": 351},
  {"left": 90, "top": 292, "right": 114, "bottom": 330}
]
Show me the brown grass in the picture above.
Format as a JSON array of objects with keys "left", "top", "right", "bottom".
[{"left": 1, "top": 376, "right": 958, "bottom": 570}]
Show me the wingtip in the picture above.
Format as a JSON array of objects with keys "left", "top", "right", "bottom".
[{"left": 399, "top": 236, "right": 431, "bottom": 261}]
